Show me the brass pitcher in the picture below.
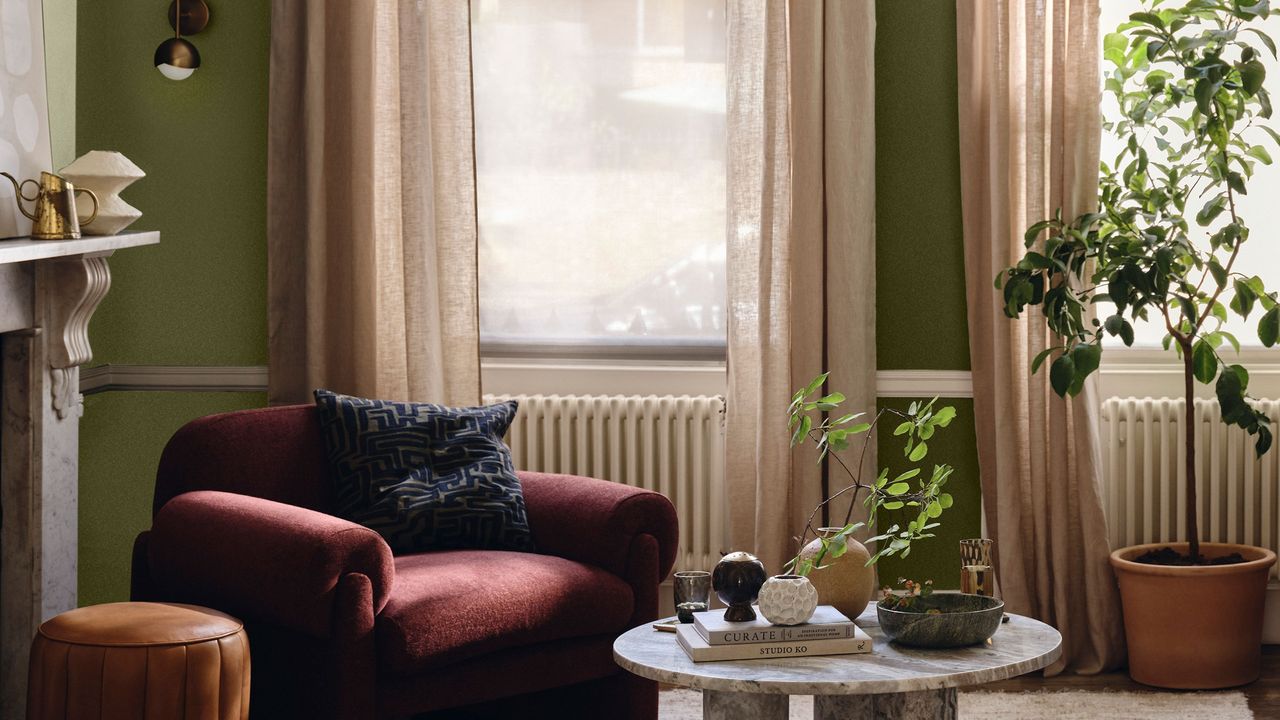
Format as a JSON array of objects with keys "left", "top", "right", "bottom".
[{"left": 1, "top": 171, "right": 98, "bottom": 240}]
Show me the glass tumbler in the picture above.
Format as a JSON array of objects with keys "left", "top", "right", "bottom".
[{"left": 673, "top": 571, "right": 711, "bottom": 623}]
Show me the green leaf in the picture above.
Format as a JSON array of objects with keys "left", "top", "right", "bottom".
[
  {"left": 1261, "top": 307, "right": 1280, "bottom": 347},
  {"left": 932, "top": 406, "right": 957, "bottom": 427},
  {"left": 1069, "top": 343, "right": 1103, "bottom": 396},
  {"left": 818, "top": 392, "right": 845, "bottom": 405},
  {"left": 1247, "top": 145, "right": 1274, "bottom": 165},
  {"left": 790, "top": 414, "right": 812, "bottom": 447},
  {"left": 908, "top": 442, "right": 928, "bottom": 462},
  {"left": 1244, "top": 27, "right": 1278, "bottom": 59},
  {"left": 803, "top": 373, "right": 827, "bottom": 397},
  {"left": 1209, "top": 260, "right": 1229, "bottom": 287},
  {"left": 1192, "top": 340, "right": 1219, "bottom": 384},
  {"left": 1050, "top": 354, "right": 1075, "bottom": 397},
  {"left": 881, "top": 501, "right": 905, "bottom": 511},
  {"left": 1023, "top": 220, "right": 1053, "bottom": 246},
  {"left": 1232, "top": 279, "right": 1258, "bottom": 319},
  {"left": 893, "top": 421, "right": 912, "bottom": 436},
  {"left": 1129, "top": 11, "right": 1164, "bottom": 28},
  {"left": 939, "top": 493, "right": 954, "bottom": 509},
  {"left": 1031, "top": 347, "right": 1056, "bottom": 375},
  {"left": 885, "top": 482, "right": 911, "bottom": 496},
  {"left": 846, "top": 422, "right": 872, "bottom": 435},
  {"left": 1241, "top": 59, "right": 1267, "bottom": 96}
]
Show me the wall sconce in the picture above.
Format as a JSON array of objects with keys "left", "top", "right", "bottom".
[{"left": 154, "top": 0, "right": 210, "bottom": 81}]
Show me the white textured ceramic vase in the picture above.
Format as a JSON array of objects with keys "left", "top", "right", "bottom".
[
  {"left": 757, "top": 574, "right": 819, "bottom": 626},
  {"left": 58, "top": 150, "right": 145, "bottom": 235}
]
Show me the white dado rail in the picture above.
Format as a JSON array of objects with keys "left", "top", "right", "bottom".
[{"left": 0, "top": 230, "right": 159, "bottom": 715}]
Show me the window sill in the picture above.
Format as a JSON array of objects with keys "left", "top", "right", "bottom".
[
  {"left": 1099, "top": 347, "right": 1280, "bottom": 399},
  {"left": 481, "top": 358, "right": 727, "bottom": 397}
]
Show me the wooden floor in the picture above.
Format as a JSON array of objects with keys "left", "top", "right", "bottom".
[{"left": 978, "top": 646, "right": 1280, "bottom": 717}]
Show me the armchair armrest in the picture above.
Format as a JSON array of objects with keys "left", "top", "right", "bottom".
[
  {"left": 519, "top": 472, "right": 679, "bottom": 584},
  {"left": 147, "top": 490, "right": 395, "bottom": 638}
]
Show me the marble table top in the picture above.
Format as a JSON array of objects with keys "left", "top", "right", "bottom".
[{"left": 613, "top": 604, "right": 1062, "bottom": 695}]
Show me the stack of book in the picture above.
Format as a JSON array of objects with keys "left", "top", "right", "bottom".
[{"left": 675, "top": 605, "right": 872, "bottom": 662}]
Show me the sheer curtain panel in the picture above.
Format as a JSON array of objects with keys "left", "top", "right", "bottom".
[
  {"left": 267, "top": 0, "right": 480, "bottom": 406},
  {"left": 956, "top": 0, "right": 1125, "bottom": 674},
  {"left": 726, "top": 0, "right": 876, "bottom": 575}
]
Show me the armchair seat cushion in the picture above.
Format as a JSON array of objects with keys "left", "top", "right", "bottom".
[{"left": 376, "top": 549, "right": 634, "bottom": 677}]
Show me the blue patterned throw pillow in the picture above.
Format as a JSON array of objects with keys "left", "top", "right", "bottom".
[{"left": 313, "top": 389, "right": 534, "bottom": 554}]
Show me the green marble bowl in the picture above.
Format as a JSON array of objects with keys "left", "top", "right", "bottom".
[{"left": 876, "top": 593, "right": 1004, "bottom": 648}]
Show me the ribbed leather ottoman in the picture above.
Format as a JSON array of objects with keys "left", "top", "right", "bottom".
[{"left": 27, "top": 602, "right": 250, "bottom": 719}]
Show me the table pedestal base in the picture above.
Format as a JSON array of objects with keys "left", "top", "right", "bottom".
[
  {"left": 703, "top": 688, "right": 958, "bottom": 720},
  {"left": 814, "top": 688, "right": 957, "bottom": 719},
  {"left": 704, "top": 690, "right": 788, "bottom": 719}
]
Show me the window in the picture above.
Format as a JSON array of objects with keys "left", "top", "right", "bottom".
[
  {"left": 470, "top": 0, "right": 727, "bottom": 359},
  {"left": 1098, "top": 1, "right": 1280, "bottom": 349}
]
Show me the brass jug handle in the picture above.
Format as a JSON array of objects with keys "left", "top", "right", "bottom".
[
  {"left": 74, "top": 188, "right": 98, "bottom": 226},
  {"left": 17, "top": 178, "right": 40, "bottom": 202}
]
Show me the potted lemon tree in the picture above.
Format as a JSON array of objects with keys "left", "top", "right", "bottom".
[{"left": 998, "top": 0, "right": 1278, "bottom": 688}]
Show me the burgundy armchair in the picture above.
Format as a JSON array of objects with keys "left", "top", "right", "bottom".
[{"left": 131, "top": 405, "right": 679, "bottom": 720}]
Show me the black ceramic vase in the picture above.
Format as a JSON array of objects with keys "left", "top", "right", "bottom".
[{"left": 712, "top": 551, "right": 768, "bottom": 622}]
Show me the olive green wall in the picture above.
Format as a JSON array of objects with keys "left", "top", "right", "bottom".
[
  {"left": 69, "top": 0, "right": 982, "bottom": 602},
  {"left": 874, "top": 1, "right": 981, "bottom": 588},
  {"left": 74, "top": 0, "right": 271, "bottom": 604},
  {"left": 77, "top": 0, "right": 269, "bottom": 365}
]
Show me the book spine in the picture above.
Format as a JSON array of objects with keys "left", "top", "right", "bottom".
[
  {"left": 696, "top": 623, "right": 855, "bottom": 645},
  {"left": 678, "top": 633, "right": 871, "bottom": 663}
]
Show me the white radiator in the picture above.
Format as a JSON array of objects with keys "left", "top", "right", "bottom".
[
  {"left": 484, "top": 393, "right": 728, "bottom": 571},
  {"left": 1100, "top": 397, "right": 1280, "bottom": 580}
]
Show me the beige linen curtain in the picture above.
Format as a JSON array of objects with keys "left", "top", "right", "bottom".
[
  {"left": 957, "top": 0, "right": 1125, "bottom": 674},
  {"left": 726, "top": 0, "right": 876, "bottom": 575},
  {"left": 268, "top": 0, "right": 480, "bottom": 406}
]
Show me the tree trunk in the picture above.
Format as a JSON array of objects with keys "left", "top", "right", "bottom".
[{"left": 1182, "top": 338, "right": 1200, "bottom": 562}]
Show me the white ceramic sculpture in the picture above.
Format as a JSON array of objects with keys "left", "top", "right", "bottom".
[
  {"left": 58, "top": 151, "right": 145, "bottom": 235},
  {"left": 757, "top": 574, "right": 819, "bottom": 626}
]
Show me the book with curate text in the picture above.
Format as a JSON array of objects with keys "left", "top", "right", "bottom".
[
  {"left": 693, "top": 605, "right": 859, "bottom": 645},
  {"left": 675, "top": 623, "right": 872, "bottom": 662}
]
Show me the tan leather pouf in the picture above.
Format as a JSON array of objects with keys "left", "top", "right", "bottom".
[{"left": 27, "top": 602, "right": 250, "bottom": 719}]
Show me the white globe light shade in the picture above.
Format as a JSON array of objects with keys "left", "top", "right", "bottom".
[{"left": 157, "top": 63, "right": 196, "bottom": 81}]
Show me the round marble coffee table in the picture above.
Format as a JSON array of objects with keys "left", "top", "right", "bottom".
[{"left": 613, "top": 604, "right": 1061, "bottom": 720}]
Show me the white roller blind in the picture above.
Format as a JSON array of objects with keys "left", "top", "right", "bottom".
[{"left": 471, "top": 0, "right": 727, "bottom": 356}]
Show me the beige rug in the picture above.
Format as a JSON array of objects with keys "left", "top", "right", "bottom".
[{"left": 659, "top": 688, "right": 1254, "bottom": 719}]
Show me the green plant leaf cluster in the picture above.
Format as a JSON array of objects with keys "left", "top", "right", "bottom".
[
  {"left": 997, "top": 0, "right": 1278, "bottom": 458},
  {"left": 785, "top": 375, "right": 957, "bottom": 575}
]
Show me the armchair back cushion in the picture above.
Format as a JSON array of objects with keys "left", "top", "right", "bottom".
[{"left": 154, "top": 404, "right": 333, "bottom": 514}]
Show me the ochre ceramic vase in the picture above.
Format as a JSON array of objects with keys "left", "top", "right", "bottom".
[
  {"left": 758, "top": 574, "right": 819, "bottom": 626},
  {"left": 712, "top": 551, "right": 767, "bottom": 622},
  {"left": 1111, "top": 542, "right": 1276, "bottom": 689},
  {"left": 798, "top": 528, "right": 875, "bottom": 621}
]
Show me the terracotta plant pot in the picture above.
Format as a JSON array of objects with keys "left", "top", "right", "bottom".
[
  {"left": 797, "top": 528, "right": 875, "bottom": 621},
  {"left": 1110, "top": 542, "right": 1276, "bottom": 689}
]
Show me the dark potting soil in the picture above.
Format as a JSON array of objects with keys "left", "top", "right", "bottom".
[{"left": 1132, "top": 546, "right": 1247, "bottom": 566}]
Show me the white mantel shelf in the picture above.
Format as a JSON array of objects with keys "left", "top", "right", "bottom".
[{"left": 0, "top": 230, "right": 159, "bottom": 265}]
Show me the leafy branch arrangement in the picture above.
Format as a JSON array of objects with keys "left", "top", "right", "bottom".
[
  {"left": 997, "top": 0, "right": 1278, "bottom": 561},
  {"left": 784, "top": 373, "right": 957, "bottom": 576}
]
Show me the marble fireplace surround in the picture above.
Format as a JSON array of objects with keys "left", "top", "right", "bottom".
[{"left": 0, "top": 230, "right": 158, "bottom": 716}]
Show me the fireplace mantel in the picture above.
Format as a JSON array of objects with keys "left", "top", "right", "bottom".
[{"left": 0, "top": 230, "right": 159, "bottom": 716}]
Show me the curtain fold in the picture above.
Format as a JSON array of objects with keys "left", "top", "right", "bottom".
[
  {"left": 268, "top": 0, "right": 480, "bottom": 406},
  {"left": 957, "top": 0, "right": 1125, "bottom": 675},
  {"left": 726, "top": 0, "right": 876, "bottom": 576}
]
